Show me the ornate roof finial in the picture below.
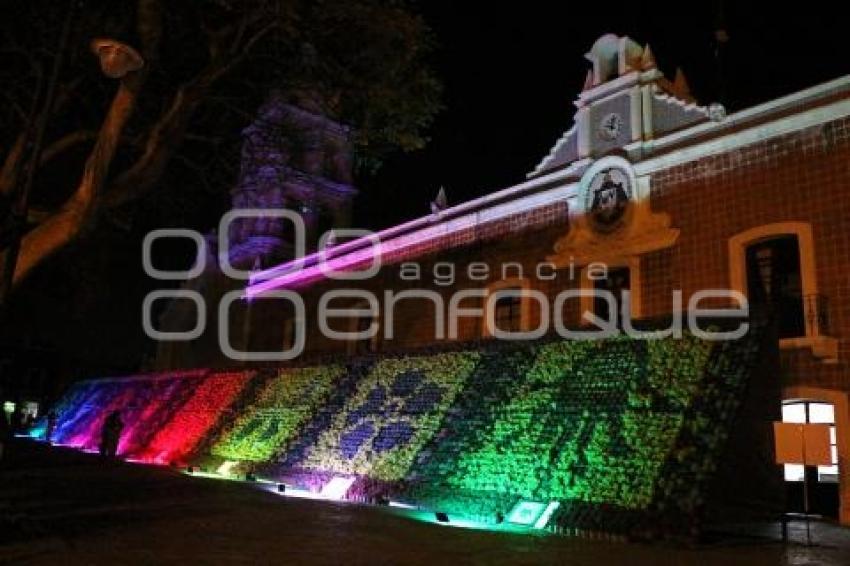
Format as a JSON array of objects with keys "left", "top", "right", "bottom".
[
  {"left": 430, "top": 186, "right": 448, "bottom": 215},
  {"left": 640, "top": 44, "right": 657, "bottom": 70},
  {"left": 672, "top": 67, "right": 694, "bottom": 101}
]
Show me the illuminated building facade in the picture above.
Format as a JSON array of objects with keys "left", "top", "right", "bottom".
[
  {"left": 140, "top": 34, "right": 850, "bottom": 525},
  {"left": 236, "top": 34, "right": 850, "bottom": 524}
]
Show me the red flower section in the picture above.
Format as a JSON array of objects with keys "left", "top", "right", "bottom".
[
  {"left": 133, "top": 371, "right": 252, "bottom": 465},
  {"left": 118, "top": 370, "right": 210, "bottom": 456}
]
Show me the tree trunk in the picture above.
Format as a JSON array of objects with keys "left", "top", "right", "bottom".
[
  {"left": 6, "top": 80, "right": 140, "bottom": 287},
  {"left": 0, "top": 134, "right": 27, "bottom": 198}
]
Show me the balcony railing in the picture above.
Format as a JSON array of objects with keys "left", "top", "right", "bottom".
[{"left": 804, "top": 293, "right": 830, "bottom": 338}]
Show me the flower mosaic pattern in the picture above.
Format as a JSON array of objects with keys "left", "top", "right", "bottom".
[
  {"left": 302, "top": 352, "right": 479, "bottom": 481},
  {"left": 439, "top": 336, "right": 716, "bottom": 510},
  {"left": 211, "top": 365, "right": 344, "bottom": 462},
  {"left": 49, "top": 369, "right": 220, "bottom": 456},
  {"left": 339, "top": 369, "right": 444, "bottom": 458},
  {"left": 43, "top": 327, "right": 763, "bottom": 538},
  {"left": 135, "top": 371, "right": 249, "bottom": 464}
]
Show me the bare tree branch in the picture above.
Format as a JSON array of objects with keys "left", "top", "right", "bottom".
[
  {"left": 0, "top": 135, "right": 27, "bottom": 197},
  {"left": 1, "top": 0, "right": 163, "bottom": 288},
  {"left": 39, "top": 130, "right": 97, "bottom": 164},
  {"left": 0, "top": 76, "right": 84, "bottom": 197},
  {"left": 6, "top": 77, "right": 142, "bottom": 287},
  {"left": 103, "top": 20, "right": 277, "bottom": 209}
]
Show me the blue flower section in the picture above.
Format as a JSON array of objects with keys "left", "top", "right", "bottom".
[
  {"left": 341, "top": 421, "right": 375, "bottom": 459},
  {"left": 346, "top": 385, "right": 386, "bottom": 427},
  {"left": 391, "top": 370, "right": 425, "bottom": 397},
  {"left": 336, "top": 368, "right": 447, "bottom": 460},
  {"left": 373, "top": 421, "right": 415, "bottom": 453},
  {"left": 401, "top": 383, "right": 444, "bottom": 415}
]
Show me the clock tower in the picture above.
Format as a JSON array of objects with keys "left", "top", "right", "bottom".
[{"left": 530, "top": 34, "right": 725, "bottom": 177}]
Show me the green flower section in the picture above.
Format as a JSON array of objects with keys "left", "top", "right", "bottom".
[
  {"left": 211, "top": 365, "right": 344, "bottom": 462},
  {"left": 302, "top": 352, "right": 479, "bottom": 481},
  {"left": 652, "top": 337, "right": 758, "bottom": 517},
  {"left": 643, "top": 335, "right": 714, "bottom": 409},
  {"left": 554, "top": 412, "right": 683, "bottom": 509},
  {"left": 445, "top": 340, "right": 595, "bottom": 498},
  {"left": 441, "top": 335, "right": 715, "bottom": 510}
]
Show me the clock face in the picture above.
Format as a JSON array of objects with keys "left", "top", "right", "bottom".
[{"left": 598, "top": 113, "right": 623, "bottom": 141}]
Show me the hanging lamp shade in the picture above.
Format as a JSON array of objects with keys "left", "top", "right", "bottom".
[{"left": 90, "top": 38, "right": 144, "bottom": 78}]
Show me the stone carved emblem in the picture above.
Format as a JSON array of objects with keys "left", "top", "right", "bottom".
[
  {"left": 550, "top": 156, "right": 679, "bottom": 266},
  {"left": 586, "top": 168, "right": 631, "bottom": 232}
]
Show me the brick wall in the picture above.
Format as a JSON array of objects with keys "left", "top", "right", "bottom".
[
  {"left": 247, "top": 116, "right": 850, "bottom": 394},
  {"left": 646, "top": 116, "right": 850, "bottom": 391}
]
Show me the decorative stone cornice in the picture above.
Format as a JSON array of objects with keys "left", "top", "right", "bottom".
[{"left": 549, "top": 156, "right": 678, "bottom": 266}]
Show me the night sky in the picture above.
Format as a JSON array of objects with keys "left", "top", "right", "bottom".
[
  {"left": 5, "top": 0, "right": 850, "bottom": 384},
  {"left": 358, "top": 1, "right": 849, "bottom": 228}
]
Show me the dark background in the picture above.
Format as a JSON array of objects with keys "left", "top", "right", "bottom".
[{"left": 3, "top": 0, "right": 848, "bottom": 391}]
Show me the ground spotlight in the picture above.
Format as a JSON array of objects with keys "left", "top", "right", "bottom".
[
  {"left": 277, "top": 483, "right": 286, "bottom": 493},
  {"left": 435, "top": 512, "right": 449, "bottom": 523},
  {"left": 320, "top": 476, "right": 355, "bottom": 500}
]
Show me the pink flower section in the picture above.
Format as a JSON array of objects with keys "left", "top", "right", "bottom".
[{"left": 133, "top": 371, "right": 252, "bottom": 465}]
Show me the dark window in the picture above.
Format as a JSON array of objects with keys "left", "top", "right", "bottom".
[
  {"left": 593, "top": 267, "right": 631, "bottom": 326},
  {"left": 353, "top": 315, "right": 377, "bottom": 354},
  {"left": 494, "top": 290, "right": 523, "bottom": 333},
  {"left": 746, "top": 236, "right": 804, "bottom": 338}
]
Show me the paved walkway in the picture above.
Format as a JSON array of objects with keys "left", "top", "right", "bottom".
[{"left": 1, "top": 441, "right": 849, "bottom": 565}]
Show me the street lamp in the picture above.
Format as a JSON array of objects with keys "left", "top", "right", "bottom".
[{"left": 90, "top": 38, "right": 144, "bottom": 79}]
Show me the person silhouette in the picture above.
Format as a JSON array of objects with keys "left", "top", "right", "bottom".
[
  {"left": 100, "top": 411, "right": 123, "bottom": 458},
  {"left": 46, "top": 410, "right": 57, "bottom": 444}
]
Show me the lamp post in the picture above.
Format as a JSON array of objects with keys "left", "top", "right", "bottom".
[{"left": 90, "top": 38, "right": 144, "bottom": 79}]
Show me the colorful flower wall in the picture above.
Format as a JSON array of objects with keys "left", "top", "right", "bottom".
[
  {"left": 43, "top": 329, "right": 763, "bottom": 537},
  {"left": 50, "top": 370, "right": 251, "bottom": 465},
  {"left": 299, "top": 352, "right": 479, "bottom": 482},
  {"left": 132, "top": 370, "right": 251, "bottom": 464},
  {"left": 117, "top": 371, "right": 210, "bottom": 456},
  {"left": 211, "top": 366, "right": 344, "bottom": 462}
]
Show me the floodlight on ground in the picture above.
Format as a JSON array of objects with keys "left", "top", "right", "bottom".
[{"left": 320, "top": 476, "right": 355, "bottom": 500}]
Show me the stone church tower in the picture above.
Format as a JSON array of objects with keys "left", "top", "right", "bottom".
[
  {"left": 153, "top": 92, "right": 356, "bottom": 369},
  {"left": 228, "top": 92, "right": 357, "bottom": 269}
]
